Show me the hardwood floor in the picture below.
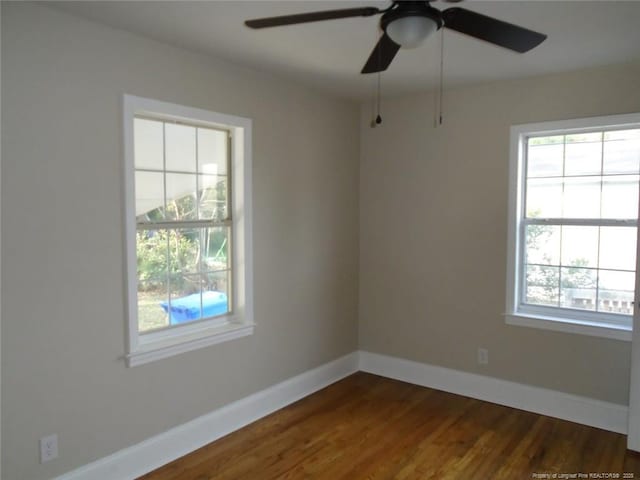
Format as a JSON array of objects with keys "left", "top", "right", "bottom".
[{"left": 139, "top": 372, "right": 640, "bottom": 480}]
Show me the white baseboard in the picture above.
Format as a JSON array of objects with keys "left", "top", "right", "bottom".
[
  {"left": 57, "top": 350, "right": 628, "bottom": 479},
  {"left": 56, "top": 352, "right": 359, "bottom": 480},
  {"left": 359, "top": 350, "right": 628, "bottom": 435}
]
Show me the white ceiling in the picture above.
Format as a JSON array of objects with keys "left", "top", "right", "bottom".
[{"left": 50, "top": 1, "right": 640, "bottom": 101}]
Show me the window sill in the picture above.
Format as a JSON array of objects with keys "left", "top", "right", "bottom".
[
  {"left": 126, "top": 321, "right": 255, "bottom": 367},
  {"left": 505, "top": 313, "right": 631, "bottom": 341}
]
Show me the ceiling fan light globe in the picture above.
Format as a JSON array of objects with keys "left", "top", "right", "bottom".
[{"left": 386, "top": 16, "right": 438, "bottom": 49}]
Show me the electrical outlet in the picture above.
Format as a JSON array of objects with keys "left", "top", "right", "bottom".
[
  {"left": 40, "top": 434, "right": 58, "bottom": 463},
  {"left": 477, "top": 348, "right": 489, "bottom": 365}
]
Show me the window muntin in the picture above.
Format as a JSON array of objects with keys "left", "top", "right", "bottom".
[
  {"left": 134, "top": 117, "right": 232, "bottom": 333},
  {"left": 508, "top": 116, "right": 640, "bottom": 337}
]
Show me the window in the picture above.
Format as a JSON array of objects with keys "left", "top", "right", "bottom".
[
  {"left": 506, "top": 113, "right": 640, "bottom": 341},
  {"left": 123, "top": 95, "right": 253, "bottom": 366}
]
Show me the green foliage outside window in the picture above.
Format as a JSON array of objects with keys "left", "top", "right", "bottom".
[
  {"left": 526, "top": 223, "right": 595, "bottom": 305},
  {"left": 137, "top": 230, "right": 199, "bottom": 290},
  {"left": 137, "top": 189, "right": 228, "bottom": 292}
]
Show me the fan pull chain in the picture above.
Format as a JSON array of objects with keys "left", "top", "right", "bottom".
[
  {"left": 370, "top": 86, "right": 377, "bottom": 128},
  {"left": 371, "top": 47, "right": 383, "bottom": 129},
  {"left": 370, "top": 73, "right": 381, "bottom": 128},
  {"left": 374, "top": 30, "right": 383, "bottom": 127},
  {"left": 436, "top": 27, "right": 445, "bottom": 127},
  {"left": 376, "top": 71, "right": 382, "bottom": 125},
  {"left": 371, "top": 28, "right": 382, "bottom": 128}
]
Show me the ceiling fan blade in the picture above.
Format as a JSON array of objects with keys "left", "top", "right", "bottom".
[
  {"left": 361, "top": 33, "right": 401, "bottom": 74},
  {"left": 442, "top": 7, "right": 546, "bottom": 53},
  {"left": 245, "top": 7, "right": 380, "bottom": 29}
]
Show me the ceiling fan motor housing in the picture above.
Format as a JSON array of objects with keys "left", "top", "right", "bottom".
[{"left": 381, "top": 1, "right": 444, "bottom": 48}]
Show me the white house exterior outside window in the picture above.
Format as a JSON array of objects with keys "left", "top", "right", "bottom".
[
  {"left": 123, "top": 95, "right": 253, "bottom": 366},
  {"left": 506, "top": 113, "right": 640, "bottom": 341}
]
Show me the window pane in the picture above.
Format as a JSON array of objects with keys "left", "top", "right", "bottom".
[
  {"left": 199, "top": 175, "right": 228, "bottom": 221},
  {"left": 599, "top": 226, "right": 637, "bottom": 271},
  {"left": 562, "top": 176, "right": 601, "bottom": 218},
  {"left": 526, "top": 178, "right": 562, "bottom": 218},
  {"left": 138, "top": 276, "right": 169, "bottom": 333},
  {"left": 204, "top": 270, "right": 230, "bottom": 309},
  {"left": 165, "top": 273, "right": 231, "bottom": 323},
  {"left": 134, "top": 118, "right": 163, "bottom": 171},
  {"left": 525, "top": 224, "right": 560, "bottom": 265},
  {"left": 525, "top": 265, "right": 559, "bottom": 306},
  {"left": 528, "top": 135, "right": 564, "bottom": 145},
  {"left": 167, "top": 274, "right": 202, "bottom": 325},
  {"left": 165, "top": 123, "right": 196, "bottom": 173},
  {"left": 165, "top": 173, "right": 197, "bottom": 221},
  {"left": 565, "top": 132, "right": 602, "bottom": 143},
  {"left": 527, "top": 144, "right": 563, "bottom": 178},
  {"left": 203, "top": 227, "right": 229, "bottom": 271},
  {"left": 169, "top": 229, "right": 201, "bottom": 274},
  {"left": 202, "top": 281, "right": 229, "bottom": 318},
  {"left": 603, "top": 139, "right": 640, "bottom": 175},
  {"left": 561, "top": 226, "right": 598, "bottom": 268},
  {"left": 135, "top": 171, "right": 164, "bottom": 221},
  {"left": 604, "top": 129, "right": 640, "bottom": 141},
  {"left": 137, "top": 229, "right": 168, "bottom": 277},
  {"left": 601, "top": 175, "right": 639, "bottom": 219},
  {"left": 564, "top": 142, "right": 602, "bottom": 177},
  {"left": 198, "top": 128, "right": 228, "bottom": 175},
  {"left": 560, "top": 267, "right": 596, "bottom": 311},
  {"left": 598, "top": 270, "right": 635, "bottom": 314}
]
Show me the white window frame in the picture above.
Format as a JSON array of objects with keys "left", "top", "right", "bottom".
[
  {"left": 506, "top": 113, "right": 640, "bottom": 342},
  {"left": 123, "top": 95, "right": 253, "bottom": 366}
]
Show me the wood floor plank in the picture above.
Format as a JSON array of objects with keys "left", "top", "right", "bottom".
[{"left": 139, "top": 373, "right": 640, "bottom": 480}]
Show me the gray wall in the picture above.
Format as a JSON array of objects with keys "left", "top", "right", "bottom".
[
  {"left": 1, "top": 4, "right": 359, "bottom": 479},
  {"left": 359, "top": 61, "right": 640, "bottom": 406}
]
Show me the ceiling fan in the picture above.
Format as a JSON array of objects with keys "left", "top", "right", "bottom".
[{"left": 245, "top": 1, "right": 547, "bottom": 74}]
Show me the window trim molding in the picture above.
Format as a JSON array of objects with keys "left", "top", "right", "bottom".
[
  {"left": 505, "top": 313, "right": 631, "bottom": 341},
  {"left": 506, "top": 112, "right": 640, "bottom": 341},
  {"left": 122, "top": 95, "right": 253, "bottom": 366}
]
